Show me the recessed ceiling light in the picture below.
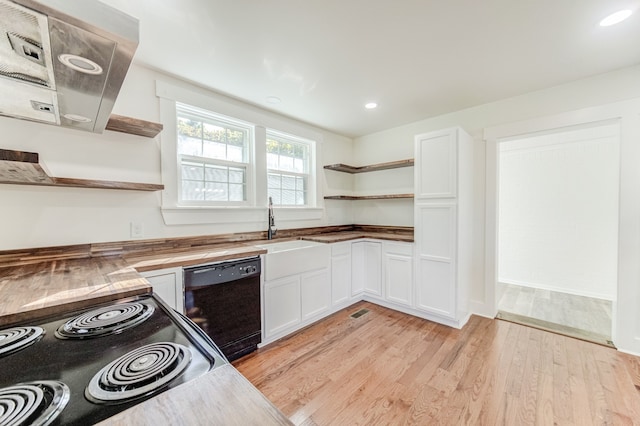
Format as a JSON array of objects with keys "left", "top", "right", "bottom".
[
  {"left": 365, "top": 102, "right": 378, "bottom": 109},
  {"left": 266, "top": 96, "right": 281, "bottom": 104},
  {"left": 599, "top": 9, "right": 633, "bottom": 26}
]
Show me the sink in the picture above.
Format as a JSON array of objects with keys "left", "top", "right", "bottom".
[
  {"left": 255, "top": 240, "right": 330, "bottom": 281},
  {"left": 255, "top": 239, "right": 322, "bottom": 253}
]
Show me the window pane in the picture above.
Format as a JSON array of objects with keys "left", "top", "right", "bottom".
[
  {"left": 177, "top": 117, "right": 202, "bottom": 138},
  {"left": 203, "top": 140, "right": 227, "bottom": 160},
  {"left": 182, "top": 180, "right": 204, "bottom": 201},
  {"left": 177, "top": 112, "right": 248, "bottom": 163},
  {"left": 266, "top": 134, "right": 311, "bottom": 176},
  {"left": 281, "top": 190, "right": 296, "bottom": 205},
  {"left": 178, "top": 134, "right": 202, "bottom": 157},
  {"left": 181, "top": 162, "right": 204, "bottom": 180},
  {"left": 205, "top": 165, "right": 227, "bottom": 182},
  {"left": 229, "top": 169, "right": 244, "bottom": 184},
  {"left": 268, "top": 188, "right": 281, "bottom": 205},
  {"left": 205, "top": 182, "right": 227, "bottom": 201},
  {"left": 203, "top": 122, "right": 225, "bottom": 142},
  {"left": 228, "top": 145, "right": 243, "bottom": 162},
  {"left": 296, "top": 177, "right": 306, "bottom": 191},
  {"left": 227, "top": 128, "right": 246, "bottom": 146},
  {"left": 282, "top": 155, "right": 296, "bottom": 172},
  {"left": 268, "top": 171, "right": 306, "bottom": 205},
  {"left": 268, "top": 173, "right": 281, "bottom": 189},
  {"left": 229, "top": 184, "right": 244, "bottom": 201},
  {"left": 282, "top": 175, "right": 296, "bottom": 190},
  {"left": 296, "top": 191, "right": 306, "bottom": 205}
]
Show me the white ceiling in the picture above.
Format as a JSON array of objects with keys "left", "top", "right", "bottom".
[{"left": 101, "top": 0, "right": 640, "bottom": 138}]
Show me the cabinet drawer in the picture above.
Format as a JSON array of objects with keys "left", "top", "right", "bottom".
[
  {"left": 331, "top": 242, "right": 351, "bottom": 256},
  {"left": 384, "top": 241, "right": 413, "bottom": 256}
]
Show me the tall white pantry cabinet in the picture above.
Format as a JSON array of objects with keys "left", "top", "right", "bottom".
[{"left": 414, "top": 127, "right": 473, "bottom": 328}]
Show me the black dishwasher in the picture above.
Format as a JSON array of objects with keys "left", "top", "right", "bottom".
[{"left": 183, "top": 256, "right": 261, "bottom": 361}]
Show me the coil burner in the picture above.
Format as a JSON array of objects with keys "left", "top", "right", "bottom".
[
  {"left": 0, "top": 381, "right": 69, "bottom": 426},
  {"left": 0, "top": 326, "right": 45, "bottom": 357},
  {"left": 55, "top": 302, "right": 154, "bottom": 339},
  {"left": 86, "top": 342, "right": 192, "bottom": 404}
]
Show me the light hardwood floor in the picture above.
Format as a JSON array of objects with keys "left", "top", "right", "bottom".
[{"left": 234, "top": 301, "right": 640, "bottom": 425}]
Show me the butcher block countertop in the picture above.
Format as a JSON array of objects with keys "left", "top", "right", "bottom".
[
  {"left": 124, "top": 242, "right": 267, "bottom": 273},
  {"left": 301, "top": 230, "right": 413, "bottom": 243},
  {"left": 0, "top": 256, "right": 151, "bottom": 327},
  {"left": 97, "top": 364, "right": 292, "bottom": 426},
  {"left": 0, "top": 228, "right": 412, "bottom": 326}
]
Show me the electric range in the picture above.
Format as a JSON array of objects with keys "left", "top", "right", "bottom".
[{"left": 0, "top": 294, "right": 228, "bottom": 425}]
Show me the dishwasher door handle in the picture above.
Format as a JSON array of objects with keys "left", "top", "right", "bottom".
[{"left": 191, "top": 267, "right": 219, "bottom": 275}]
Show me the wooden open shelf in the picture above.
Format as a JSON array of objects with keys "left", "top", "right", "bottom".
[
  {"left": 324, "top": 159, "right": 414, "bottom": 174},
  {"left": 324, "top": 194, "right": 414, "bottom": 200},
  {"left": 105, "top": 114, "right": 163, "bottom": 138},
  {"left": 0, "top": 149, "right": 164, "bottom": 191},
  {"left": 324, "top": 159, "right": 414, "bottom": 200}
]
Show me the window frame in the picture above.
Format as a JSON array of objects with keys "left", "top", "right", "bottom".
[
  {"left": 176, "top": 103, "right": 254, "bottom": 207},
  {"left": 266, "top": 129, "right": 316, "bottom": 208}
]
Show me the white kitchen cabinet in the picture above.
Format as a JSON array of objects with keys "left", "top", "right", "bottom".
[
  {"left": 261, "top": 244, "right": 332, "bottom": 343},
  {"left": 383, "top": 241, "right": 413, "bottom": 307},
  {"left": 140, "top": 267, "right": 184, "bottom": 312},
  {"left": 414, "top": 127, "right": 473, "bottom": 326},
  {"left": 415, "top": 129, "right": 457, "bottom": 199},
  {"left": 264, "top": 275, "right": 301, "bottom": 338},
  {"left": 415, "top": 204, "right": 457, "bottom": 316},
  {"left": 351, "top": 241, "right": 382, "bottom": 298},
  {"left": 301, "top": 268, "right": 331, "bottom": 320},
  {"left": 331, "top": 242, "right": 351, "bottom": 306}
]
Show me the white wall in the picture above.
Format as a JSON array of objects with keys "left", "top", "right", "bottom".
[
  {"left": 0, "top": 64, "right": 354, "bottom": 250},
  {"left": 353, "top": 64, "right": 640, "bottom": 354},
  {"left": 498, "top": 123, "right": 620, "bottom": 300}
]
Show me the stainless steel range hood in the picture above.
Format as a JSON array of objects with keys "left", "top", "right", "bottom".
[{"left": 0, "top": 0, "right": 138, "bottom": 132}]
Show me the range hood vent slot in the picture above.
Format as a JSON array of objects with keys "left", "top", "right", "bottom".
[{"left": 0, "top": 0, "right": 139, "bottom": 133}]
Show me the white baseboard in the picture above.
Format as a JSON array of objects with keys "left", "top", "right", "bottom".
[
  {"left": 469, "top": 299, "right": 496, "bottom": 319},
  {"left": 361, "top": 295, "right": 469, "bottom": 329}
]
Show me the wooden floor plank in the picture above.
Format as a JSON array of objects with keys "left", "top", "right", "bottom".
[
  {"left": 233, "top": 301, "right": 640, "bottom": 425},
  {"left": 552, "top": 333, "right": 574, "bottom": 425}
]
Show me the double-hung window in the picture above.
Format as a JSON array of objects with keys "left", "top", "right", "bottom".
[
  {"left": 176, "top": 103, "right": 252, "bottom": 205},
  {"left": 266, "top": 130, "right": 314, "bottom": 206}
]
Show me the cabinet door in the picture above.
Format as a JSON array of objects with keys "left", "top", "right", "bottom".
[
  {"left": 264, "top": 276, "right": 301, "bottom": 338},
  {"left": 351, "top": 242, "right": 365, "bottom": 296},
  {"left": 351, "top": 241, "right": 382, "bottom": 296},
  {"left": 416, "top": 258, "right": 455, "bottom": 318},
  {"left": 141, "top": 267, "right": 184, "bottom": 313},
  {"left": 301, "top": 268, "right": 331, "bottom": 320},
  {"left": 384, "top": 252, "right": 413, "bottom": 307},
  {"left": 415, "top": 204, "right": 457, "bottom": 318},
  {"left": 415, "top": 129, "right": 457, "bottom": 199},
  {"left": 363, "top": 241, "right": 382, "bottom": 296},
  {"left": 331, "top": 243, "right": 351, "bottom": 306}
]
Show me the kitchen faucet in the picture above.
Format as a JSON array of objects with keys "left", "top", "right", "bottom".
[{"left": 267, "top": 197, "right": 277, "bottom": 240}]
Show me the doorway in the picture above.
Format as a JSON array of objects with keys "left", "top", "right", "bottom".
[{"left": 495, "top": 121, "right": 619, "bottom": 346}]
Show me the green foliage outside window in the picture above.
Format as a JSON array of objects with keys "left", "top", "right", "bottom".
[
  {"left": 178, "top": 116, "right": 246, "bottom": 146},
  {"left": 267, "top": 137, "right": 307, "bottom": 159}
]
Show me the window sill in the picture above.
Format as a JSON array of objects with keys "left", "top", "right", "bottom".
[{"left": 161, "top": 206, "right": 323, "bottom": 225}]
